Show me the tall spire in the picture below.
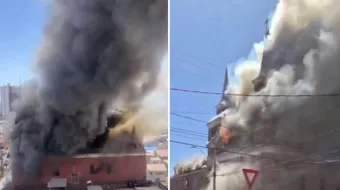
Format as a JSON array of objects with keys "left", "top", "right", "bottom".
[
  {"left": 221, "top": 67, "right": 229, "bottom": 101},
  {"left": 216, "top": 68, "right": 232, "bottom": 114}
]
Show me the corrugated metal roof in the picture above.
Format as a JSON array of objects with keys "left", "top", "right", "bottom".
[
  {"left": 47, "top": 178, "right": 67, "bottom": 188},
  {"left": 87, "top": 185, "right": 103, "bottom": 190},
  {"left": 135, "top": 186, "right": 163, "bottom": 190}
]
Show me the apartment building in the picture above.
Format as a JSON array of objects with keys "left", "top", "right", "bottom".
[
  {"left": 0, "top": 84, "right": 21, "bottom": 116},
  {"left": 146, "top": 148, "right": 168, "bottom": 184}
]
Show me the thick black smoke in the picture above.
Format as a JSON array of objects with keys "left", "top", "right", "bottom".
[{"left": 10, "top": 0, "right": 167, "bottom": 178}]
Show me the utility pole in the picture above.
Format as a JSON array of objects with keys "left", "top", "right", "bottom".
[{"left": 212, "top": 149, "right": 216, "bottom": 190}]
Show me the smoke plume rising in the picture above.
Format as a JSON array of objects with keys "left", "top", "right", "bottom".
[
  {"left": 9, "top": 0, "right": 167, "bottom": 180},
  {"left": 209, "top": 0, "right": 340, "bottom": 189},
  {"left": 112, "top": 63, "right": 168, "bottom": 143},
  {"left": 174, "top": 156, "right": 207, "bottom": 175}
]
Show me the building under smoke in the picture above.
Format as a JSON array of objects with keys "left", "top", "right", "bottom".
[
  {"left": 173, "top": 1, "right": 340, "bottom": 189},
  {"left": 0, "top": 84, "right": 21, "bottom": 117},
  {"left": 205, "top": 1, "right": 340, "bottom": 189},
  {"left": 5, "top": 0, "right": 168, "bottom": 189}
]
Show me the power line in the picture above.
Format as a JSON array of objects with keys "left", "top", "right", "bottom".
[
  {"left": 174, "top": 57, "right": 217, "bottom": 74},
  {"left": 173, "top": 67, "right": 215, "bottom": 82},
  {"left": 171, "top": 113, "right": 303, "bottom": 147},
  {"left": 171, "top": 127, "right": 208, "bottom": 136},
  {"left": 171, "top": 120, "right": 206, "bottom": 130},
  {"left": 215, "top": 146, "right": 340, "bottom": 177},
  {"left": 170, "top": 140, "right": 276, "bottom": 160},
  {"left": 171, "top": 88, "right": 221, "bottom": 95},
  {"left": 172, "top": 111, "right": 340, "bottom": 147},
  {"left": 171, "top": 139, "right": 340, "bottom": 178},
  {"left": 171, "top": 113, "right": 207, "bottom": 123},
  {"left": 171, "top": 133, "right": 207, "bottom": 142},
  {"left": 171, "top": 111, "right": 215, "bottom": 115},
  {"left": 171, "top": 87, "right": 340, "bottom": 97},
  {"left": 175, "top": 50, "right": 224, "bottom": 70}
]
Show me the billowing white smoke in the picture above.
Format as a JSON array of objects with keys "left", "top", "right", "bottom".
[
  {"left": 113, "top": 61, "right": 169, "bottom": 143},
  {"left": 174, "top": 156, "right": 207, "bottom": 175},
  {"left": 209, "top": 0, "right": 340, "bottom": 189},
  {"left": 9, "top": 0, "right": 167, "bottom": 180}
]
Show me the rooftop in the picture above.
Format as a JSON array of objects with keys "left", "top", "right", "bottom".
[
  {"left": 150, "top": 157, "right": 162, "bottom": 161},
  {"left": 47, "top": 178, "right": 67, "bottom": 188},
  {"left": 51, "top": 152, "right": 146, "bottom": 158},
  {"left": 87, "top": 185, "right": 103, "bottom": 190},
  {"left": 207, "top": 108, "right": 237, "bottom": 126},
  {"left": 155, "top": 149, "right": 168, "bottom": 158},
  {"left": 147, "top": 164, "right": 167, "bottom": 172}
]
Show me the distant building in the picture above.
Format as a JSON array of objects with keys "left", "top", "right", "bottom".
[
  {"left": 146, "top": 148, "right": 168, "bottom": 184},
  {"left": 154, "top": 149, "right": 168, "bottom": 161},
  {"left": 170, "top": 169, "right": 209, "bottom": 190},
  {"left": 147, "top": 164, "right": 167, "bottom": 182},
  {"left": 0, "top": 84, "right": 21, "bottom": 116}
]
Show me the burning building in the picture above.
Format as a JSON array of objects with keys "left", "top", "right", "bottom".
[
  {"left": 203, "top": 0, "right": 340, "bottom": 189},
  {"left": 9, "top": 112, "right": 167, "bottom": 190},
  {"left": 4, "top": 0, "right": 168, "bottom": 189},
  {"left": 13, "top": 153, "right": 147, "bottom": 190},
  {"left": 174, "top": 0, "right": 340, "bottom": 189}
]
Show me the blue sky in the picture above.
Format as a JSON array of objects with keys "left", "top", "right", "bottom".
[
  {"left": 0, "top": 0, "right": 47, "bottom": 85},
  {"left": 170, "top": 0, "right": 277, "bottom": 175}
]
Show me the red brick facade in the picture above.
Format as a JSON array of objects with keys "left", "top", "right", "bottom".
[{"left": 13, "top": 153, "right": 147, "bottom": 189}]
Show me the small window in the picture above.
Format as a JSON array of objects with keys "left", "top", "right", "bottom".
[
  {"left": 90, "top": 164, "right": 96, "bottom": 174},
  {"left": 53, "top": 169, "right": 60, "bottom": 176},
  {"left": 106, "top": 163, "right": 112, "bottom": 174}
]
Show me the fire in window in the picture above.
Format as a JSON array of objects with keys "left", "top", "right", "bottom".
[{"left": 52, "top": 168, "right": 60, "bottom": 176}]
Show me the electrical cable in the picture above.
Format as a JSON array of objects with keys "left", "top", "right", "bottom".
[
  {"left": 174, "top": 57, "right": 217, "bottom": 74},
  {"left": 171, "top": 113, "right": 303, "bottom": 146},
  {"left": 171, "top": 139, "right": 340, "bottom": 178},
  {"left": 170, "top": 140, "right": 276, "bottom": 160},
  {"left": 171, "top": 133, "right": 207, "bottom": 142},
  {"left": 171, "top": 127, "right": 208, "bottom": 136},
  {"left": 171, "top": 87, "right": 340, "bottom": 97},
  {"left": 174, "top": 50, "right": 224, "bottom": 70}
]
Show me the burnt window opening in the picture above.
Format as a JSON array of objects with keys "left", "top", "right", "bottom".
[
  {"left": 106, "top": 163, "right": 112, "bottom": 174},
  {"left": 128, "top": 142, "right": 138, "bottom": 150},
  {"left": 53, "top": 168, "right": 60, "bottom": 176},
  {"left": 90, "top": 164, "right": 97, "bottom": 175},
  {"left": 107, "top": 114, "right": 124, "bottom": 128},
  {"left": 90, "top": 163, "right": 105, "bottom": 175},
  {"left": 87, "top": 128, "right": 109, "bottom": 150}
]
